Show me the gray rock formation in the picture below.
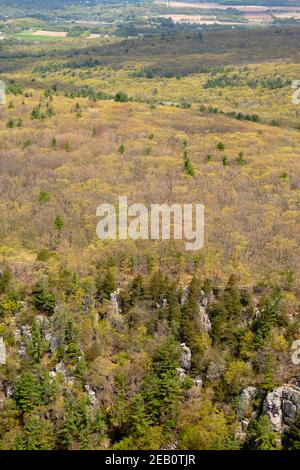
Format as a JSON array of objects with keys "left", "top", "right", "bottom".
[
  {"left": 198, "top": 305, "right": 211, "bottom": 332},
  {"left": 155, "top": 298, "right": 167, "bottom": 309},
  {"left": 55, "top": 362, "right": 74, "bottom": 387},
  {"left": 241, "top": 418, "right": 250, "bottom": 431},
  {"left": 263, "top": 387, "right": 283, "bottom": 432},
  {"left": 0, "top": 80, "right": 5, "bottom": 105},
  {"left": 50, "top": 336, "right": 60, "bottom": 352},
  {"left": 160, "top": 440, "right": 178, "bottom": 450},
  {"left": 193, "top": 376, "right": 203, "bottom": 388},
  {"left": 238, "top": 386, "right": 259, "bottom": 422},
  {"left": 84, "top": 384, "right": 98, "bottom": 406},
  {"left": 200, "top": 292, "right": 208, "bottom": 307},
  {"left": 176, "top": 367, "right": 187, "bottom": 381},
  {"left": 110, "top": 290, "right": 122, "bottom": 315},
  {"left": 21, "top": 325, "right": 32, "bottom": 341},
  {"left": 180, "top": 287, "right": 189, "bottom": 305},
  {"left": 15, "top": 325, "right": 31, "bottom": 357},
  {"left": 4, "top": 383, "right": 13, "bottom": 398},
  {"left": 263, "top": 385, "right": 300, "bottom": 432},
  {"left": 241, "top": 386, "right": 258, "bottom": 402},
  {"left": 55, "top": 361, "right": 71, "bottom": 381},
  {"left": 282, "top": 386, "right": 300, "bottom": 425},
  {"left": 0, "top": 338, "right": 6, "bottom": 365},
  {"left": 180, "top": 343, "right": 191, "bottom": 370},
  {"left": 235, "top": 426, "right": 247, "bottom": 442}
]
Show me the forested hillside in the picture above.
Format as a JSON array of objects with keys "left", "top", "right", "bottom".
[{"left": 0, "top": 25, "right": 300, "bottom": 450}]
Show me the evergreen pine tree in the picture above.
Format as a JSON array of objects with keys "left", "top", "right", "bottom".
[
  {"left": 15, "top": 372, "right": 42, "bottom": 413},
  {"left": 183, "top": 150, "right": 195, "bottom": 176},
  {"left": 0, "top": 266, "right": 12, "bottom": 294},
  {"left": 284, "top": 414, "right": 300, "bottom": 449},
  {"left": 96, "top": 269, "right": 116, "bottom": 300},
  {"left": 27, "top": 319, "right": 44, "bottom": 364},
  {"left": 33, "top": 279, "right": 56, "bottom": 314}
]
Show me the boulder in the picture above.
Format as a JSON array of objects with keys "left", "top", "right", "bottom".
[
  {"left": 198, "top": 305, "right": 211, "bottom": 332},
  {"left": 84, "top": 384, "right": 98, "bottom": 406},
  {"left": 241, "top": 386, "right": 258, "bottom": 403},
  {"left": 18, "top": 345, "right": 26, "bottom": 357},
  {"left": 0, "top": 338, "right": 6, "bottom": 365},
  {"left": 180, "top": 287, "right": 189, "bottom": 305},
  {"left": 15, "top": 325, "right": 31, "bottom": 357},
  {"left": 263, "top": 387, "right": 283, "bottom": 432},
  {"left": 50, "top": 336, "right": 60, "bottom": 352},
  {"left": 110, "top": 290, "right": 122, "bottom": 315},
  {"left": 155, "top": 298, "right": 167, "bottom": 309},
  {"left": 176, "top": 367, "right": 186, "bottom": 381},
  {"left": 21, "top": 325, "right": 32, "bottom": 340},
  {"left": 238, "top": 386, "right": 259, "bottom": 421},
  {"left": 241, "top": 418, "right": 250, "bottom": 431},
  {"left": 180, "top": 343, "right": 191, "bottom": 370},
  {"left": 199, "top": 292, "right": 208, "bottom": 307},
  {"left": 263, "top": 384, "right": 300, "bottom": 431},
  {"left": 4, "top": 383, "right": 13, "bottom": 398},
  {"left": 193, "top": 376, "right": 203, "bottom": 388},
  {"left": 55, "top": 361, "right": 68, "bottom": 379},
  {"left": 282, "top": 400, "right": 296, "bottom": 422},
  {"left": 54, "top": 362, "right": 74, "bottom": 387},
  {"left": 282, "top": 386, "right": 300, "bottom": 425}
]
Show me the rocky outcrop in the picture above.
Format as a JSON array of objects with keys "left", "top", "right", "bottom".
[
  {"left": 237, "top": 383, "right": 300, "bottom": 435},
  {"left": 237, "top": 386, "right": 259, "bottom": 436},
  {"left": 20, "top": 325, "right": 32, "bottom": 340},
  {"left": 176, "top": 368, "right": 203, "bottom": 389},
  {"left": 0, "top": 338, "right": 6, "bottom": 365},
  {"left": 282, "top": 386, "right": 300, "bottom": 424},
  {"left": 2, "top": 382, "right": 13, "bottom": 399},
  {"left": 84, "top": 384, "right": 98, "bottom": 406},
  {"left": 176, "top": 367, "right": 187, "bottom": 381},
  {"left": 263, "top": 387, "right": 283, "bottom": 432},
  {"left": 239, "top": 386, "right": 258, "bottom": 415},
  {"left": 155, "top": 298, "right": 167, "bottom": 310},
  {"left": 0, "top": 80, "right": 5, "bottom": 105},
  {"left": 263, "top": 384, "right": 300, "bottom": 432},
  {"left": 241, "top": 386, "right": 258, "bottom": 403},
  {"left": 193, "top": 376, "right": 203, "bottom": 388},
  {"left": 198, "top": 305, "right": 211, "bottom": 332},
  {"left": 180, "top": 287, "right": 189, "bottom": 305},
  {"left": 180, "top": 343, "right": 191, "bottom": 371},
  {"left": 14, "top": 325, "right": 32, "bottom": 357},
  {"left": 54, "top": 361, "right": 74, "bottom": 387},
  {"left": 110, "top": 290, "right": 122, "bottom": 315}
]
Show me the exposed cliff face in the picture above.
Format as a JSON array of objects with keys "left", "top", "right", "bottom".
[
  {"left": 199, "top": 305, "right": 211, "bottom": 333},
  {"left": 263, "top": 387, "right": 283, "bottom": 432},
  {"left": 110, "top": 290, "right": 121, "bottom": 315},
  {"left": 239, "top": 386, "right": 259, "bottom": 418},
  {"left": 180, "top": 342, "right": 192, "bottom": 371},
  {"left": 238, "top": 382, "right": 300, "bottom": 437},
  {"left": 263, "top": 385, "right": 300, "bottom": 432}
]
